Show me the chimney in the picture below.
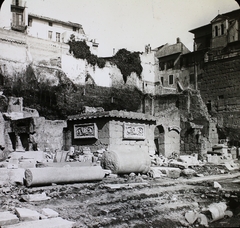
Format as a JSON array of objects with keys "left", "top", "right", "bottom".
[{"left": 176, "top": 37, "right": 181, "bottom": 43}]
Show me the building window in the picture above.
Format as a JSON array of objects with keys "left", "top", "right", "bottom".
[
  {"left": 169, "top": 75, "right": 174, "bottom": 85},
  {"left": 215, "top": 26, "right": 218, "bottom": 37},
  {"left": 221, "top": 24, "right": 224, "bottom": 35},
  {"left": 159, "top": 62, "right": 165, "bottom": 71},
  {"left": 28, "top": 18, "right": 32, "bottom": 27},
  {"left": 49, "top": 22, "right": 53, "bottom": 26},
  {"left": 56, "top": 32, "right": 60, "bottom": 42},
  {"left": 16, "top": 0, "right": 19, "bottom": 6},
  {"left": 48, "top": 31, "right": 52, "bottom": 40},
  {"left": 160, "top": 77, "right": 164, "bottom": 86},
  {"left": 73, "top": 26, "right": 77, "bottom": 31},
  {"left": 12, "top": 13, "right": 23, "bottom": 26},
  {"left": 218, "top": 95, "right": 224, "bottom": 99}
]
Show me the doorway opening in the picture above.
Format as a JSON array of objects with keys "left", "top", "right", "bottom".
[{"left": 154, "top": 125, "right": 165, "bottom": 156}]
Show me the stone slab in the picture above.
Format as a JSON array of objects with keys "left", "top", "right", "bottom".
[
  {"left": 15, "top": 208, "right": 40, "bottom": 221},
  {"left": 41, "top": 208, "right": 59, "bottom": 218},
  {"left": 2, "top": 217, "right": 75, "bottom": 228},
  {"left": 0, "top": 211, "right": 19, "bottom": 226},
  {"left": 21, "top": 192, "right": 51, "bottom": 202},
  {"left": 9, "top": 151, "right": 44, "bottom": 162}
]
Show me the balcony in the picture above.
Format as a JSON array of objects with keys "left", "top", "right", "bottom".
[{"left": 11, "top": 23, "right": 26, "bottom": 32}]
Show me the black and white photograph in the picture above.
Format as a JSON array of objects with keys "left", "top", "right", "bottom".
[{"left": 0, "top": 0, "right": 240, "bottom": 227}]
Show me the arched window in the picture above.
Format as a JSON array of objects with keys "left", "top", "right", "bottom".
[{"left": 215, "top": 26, "right": 218, "bottom": 37}]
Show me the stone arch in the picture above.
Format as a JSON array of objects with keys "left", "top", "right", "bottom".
[{"left": 154, "top": 125, "right": 165, "bottom": 156}]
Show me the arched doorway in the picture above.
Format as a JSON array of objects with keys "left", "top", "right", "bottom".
[{"left": 154, "top": 125, "right": 165, "bottom": 156}]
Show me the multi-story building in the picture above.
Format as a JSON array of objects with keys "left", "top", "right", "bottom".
[
  {"left": 185, "top": 8, "right": 240, "bottom": 144},
  {"left": 154, "top": 38, "right": 191, "bottom": 95},
  {"left": 1, "top": 0, "right": 98, "bottom": 54}
]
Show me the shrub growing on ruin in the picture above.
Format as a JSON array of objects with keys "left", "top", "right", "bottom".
[{"left": 111, "top": 49, "right": 143, "bottom": 83}]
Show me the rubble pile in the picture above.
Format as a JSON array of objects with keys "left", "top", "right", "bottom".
[{"left": 148, "top": 144, "right": 240, "bottom": 179}]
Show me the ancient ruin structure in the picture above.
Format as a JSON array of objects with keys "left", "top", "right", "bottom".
[{"left": 0, "top": 0, "right": 239, "bottom": 161}]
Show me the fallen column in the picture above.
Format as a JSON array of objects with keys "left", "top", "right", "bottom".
[
  {"left": 25, "top": 166, "right": 105, "bottom": 187},
  {"left": 101, "top": 150, "right": 151, "bottom": 174}
]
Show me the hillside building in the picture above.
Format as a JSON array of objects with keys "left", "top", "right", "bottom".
[{"left": 1, "top": 0, "right": 98, "bottom": 55}]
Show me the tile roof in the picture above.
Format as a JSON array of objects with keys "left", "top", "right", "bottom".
[
  {"left": 28, "top": 13, "right": 83, "bottom": 29},
  {"left": 68, "top": 110, "right": 156, "bottom": 122}
]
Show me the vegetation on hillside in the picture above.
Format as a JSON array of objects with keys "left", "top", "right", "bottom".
[
  {"left": 2, "top": 65, "right": 143, "bottom": 120},
  {"left": 68, "top": 36, "right": 142, "bottom": 82}
]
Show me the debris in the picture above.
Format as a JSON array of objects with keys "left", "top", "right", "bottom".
[
  {"left": 24, "top": 166, "right": 105, "bottom": 187},
  {"left": 157, "top": 167, "right": 181, "bottom": 179},
  {"left": 0, "top": 211, "right": 19, "bottom": 226},
  {"left": 224, "top": 160, "right": 239, "bottom": 170},
  {"left": 206, "top": 202, "right": 227, "bottom": 222},
  {"left": 21, "top": 192, "right": 51, "bottom": 202},
  {"left": 197, "top": 213, "right": 209, "bottom": 227},
  {"left": 181, "top": 168, "right": 196, "bottom": 177},
  {"left": 213, "top": 181, "right": 222, "bottom": 189},
  {"left": 185, "top": 211, "right": 199, "bottom": 224},
  {"left": 224, "top": 210, "right": 233, "bottom": 218},
  {"left": 178, "top": 154, "right": 199, "bottom": 167},
  {"left": 148, "top": 167, "right": 164, "bottom": 178},
  {"left": 103, "top": 182, "right": 149, "bottom": 190},
  {"left": 101, "top": 150, "right": 151, "bottom": 174}
]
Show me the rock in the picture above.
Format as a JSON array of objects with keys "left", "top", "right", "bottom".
[
  {"left": 224, "top": 210, "right": 233, "bottom": 218},
  {"left": 198, "top": 213, "right": 209, "bottom": 227},
  {"left": 213, "top": 181, "right": 222, "bottom": 189},
  {"left": 21, "top": 192, "right": 51, "bottom": 202},
  {"left": 185, "top": 211, "right": 199, "bottom": 224},
  {"left": 181, "top": 168, "right": 196, "bottom": 177},
  {"left": 15, "top": 207, "right": 40, "bottom": 221},
  {"left": 129, "top": 172, "right": 136, "bottom": 177},
  {"left": 0, "top": 211, "right": 19, "bottom": 226},
  {"left": 41, "top": 208, "right": 59, "bottom": 218},
  {"left": 157, "top": 167, "right": 181, "bottom": 179},
  {"left": 148, "top": 167, "right": 163, "bottom": 178},
  {"left": 107, "top": 174, "right": 118, "bottom": 178}
]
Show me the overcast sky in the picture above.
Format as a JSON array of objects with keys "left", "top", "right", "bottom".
[{"left": 2, "top": 0, "right": 239, "bottom": 56}]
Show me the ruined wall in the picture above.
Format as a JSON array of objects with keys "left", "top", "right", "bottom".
[
  {"left": 152, "top": 95, "right": 181, "bottom": 158},
  {"left": 32, "top": 117, "right": 67, "bottom": 152},
  {"left": 199, "top": 55, "right": 240, "bottom": 141},
  {"left": 108, "top": 119, "right": 155, "bottom": 154}
]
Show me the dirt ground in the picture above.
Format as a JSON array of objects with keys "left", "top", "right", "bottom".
[{"left": 1, "top": 165, "right": 240, "bottom": 228}]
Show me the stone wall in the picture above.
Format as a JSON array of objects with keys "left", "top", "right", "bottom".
[
  {"left": 153, "top": 95, "right": 181, "bottom": 157},
  {"left": 32, "top": 118, "right": 67, "bottom": 152},
  {"left": 67, "top": 119, "right": 110, "bottom": 152},
  {"left": 199, "top": 55, "right": 240, "bottom": 140},
  {"left": 0, "top": 28, "right": 155, "bottom": 92},
  {"left": 108, "top": 119, "right": 155, "bottom": 154}
]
